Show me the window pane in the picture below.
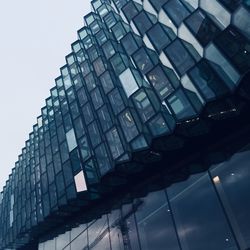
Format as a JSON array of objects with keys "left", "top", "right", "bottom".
[{"left": 167, "top": 173, "right": 238, "bottom": 250}]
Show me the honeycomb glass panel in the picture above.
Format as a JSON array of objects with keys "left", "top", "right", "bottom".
[
  {"left": 163, "top": 0, "right": 190, "bottom": 27},
  {"left": 121, "top": 33, "right": 139, "bottom": 56},
  {"left": 165, "top": 39, "right": 195, "bottom": 76},
  {"left": 100, "top": 71, "right": 114, "bottom": 94},
  {"left": 147, "top": 65, "right": 175, "bottom": 99},
  {"left": 188, "top": 60, "right": 229, "bottom": 100},
  {"left": 119, "top": 110, "right": 139, "bottom": 142},
  {"left": 133, "top": 90, "right": 155, "bottom": 122},
  {"left": 122, "top": 2, "right": 141, "bottom": 21},
  {"left": 95, "top": 143, "right": 112, "bottom": 175},
  {"left": 133, "top": 11, "right": 153, "bottom": 35},
  {"left": 147, "top": 23, "right": 173, "bottom": 52},
  {"left": 106, "top": 127, "right": 124, "bottom": 159},
  {"left": 167, "top": 89, "right": 196, "bottom": 119},
  {"left": 132, "top": 48, "right": 155, "bottom": 74},
  {"left": 185, "top": 9, "right": 221, "bottom": 46}
]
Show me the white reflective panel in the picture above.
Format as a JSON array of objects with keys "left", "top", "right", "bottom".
[
  {"left": 119, "top": 68, "right": 139, "bottom": 97},
  {"left": 9, "top": 210, "right": 13, "bottom": 226},
  {"left": 143, "top": 0, "right": 158, "bottom": 16},
  {"left": 10, "top": 194, "right": 14, "bottom": 208},
  {"left": 74, "top": 170, "right": 87, "bottom": 192},
  {"left": 158, "top": 9, "right": 177, "bottom": 34},
  {"left": 66, "top": 128, "right": 77, "bottom": 152}
]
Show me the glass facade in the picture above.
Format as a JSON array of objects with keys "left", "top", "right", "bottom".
[
  {"left": 0, "top": 0, "right": 250, "bottom": 249},
  {"left": 38, "top": 144, "right": 250, "bottom": 250}
]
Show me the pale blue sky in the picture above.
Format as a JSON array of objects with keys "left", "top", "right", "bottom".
[{"left": 0, "top": 1, "right": 91, "bottom": 190}]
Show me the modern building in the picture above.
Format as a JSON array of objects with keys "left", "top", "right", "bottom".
[{"left": 0, "top": 0, "right": 250, "bottom": 249}]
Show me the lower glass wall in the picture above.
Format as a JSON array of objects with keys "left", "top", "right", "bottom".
[{"left": 39, "top": 145, "right": 250, "bottom": 250}]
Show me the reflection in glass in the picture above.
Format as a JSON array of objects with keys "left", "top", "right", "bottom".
[{"left": 167, "top": 173, "right": 238, "bottom": 250}]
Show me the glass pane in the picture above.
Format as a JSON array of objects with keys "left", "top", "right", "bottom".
[
  {"left": 165, "top": 39, "right": 195, "bottom": 76},
  {"left": 163, "top": 0, "right": 190, "bottom": 26},
  {"left": 167, "top": 173, "right": 238, "bottom": 250},
  {"left": 136, "top": 191, "right": 180, "bottom": 250},
  {"left": 210, "top": 145, "right": 250, "bottom": 249}
]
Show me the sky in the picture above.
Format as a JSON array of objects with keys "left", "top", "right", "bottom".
[{"left": 0, "top": 0, "right": 91, "bottom": 191}]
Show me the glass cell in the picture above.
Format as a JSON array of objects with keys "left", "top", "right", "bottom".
[
  {"left": 56, "top": 172, "right": 65, "bottom": 198},
  {"left": 85, "top": 72, "right": 97, "bottom": 91},
  {"left": 188, "top": 60, "right": 229, "bottom": 100},
  {"left": 88, "top": 121, "right": 102, "bottom": 147},
  {"left": 119, "top": 110, "right": 139, "bottom": 142},
  {"left": 185, "top": 10, "right": 221, "bottom": 46},
  {"left": 106, "top": 127, "right": 124, "bottom": 159},
  {"left": 96, "top": 30, "right": 108, "bottom": 46},
  {"left": 77, "top": 87, "right": 88, "bottom": 106},
  {"left": 80, "top": 61, "right": 91, "bottom": 77},
  {"left": 132, "top": 48, "right": 155, "bottom": 74},
  {"left": 108, "top": 88, "right": 125, "bottom": 115},
  {"left": 233, "top": 7, "right": 250, "bottom": 39},
  {"left": 148, "top": 113, "right": 171, "bottom": 136},
  {"left": 133, "top": 91, "right": 155, "bottom": 122},
  {"left": 74, "top": 117, "right": 85, "bottom": 139},
  {"left": 147, "top": 23, "right": 173, "bottom": 51},
  {"left": 100, "top": 71, "right": 114, "bottom": 94},
  {"left": 110, "top": 54, "right": 127, "bottom": 75},
  {"left": 167, "top": 173, "right": 238, "bottom": 250},
  {"left": 133, "top": 11, "right": 153, "bottom": 35},
  {"left": 82, "top": 103, "right": 94, "bottom": 125},
  {"left": 79, "top": 136, "right": 91, "bottom": 161},
  {"left": 121, "top": 33, "right": 140, "bottom": 56},
  {"left": 147, "top": 65, "right": 175, "bottom": 100},
  {"left": 84, "top": 160, "right": 99, "bottom": 184},
  {"left": 165, "top": 39, "right": 195, "bottom": 76},
  {"left": 62, "top": 160, "right": 73, "bottom": 187},
  {"left": 104, "top": 12, "right": 117, "bottom": 29},
  {"left": 95, "top": 143, "right": 112, "bottom": 175},
  {"left": 97, "top": 105, "right": 113, "bottom": 132},
  {"left": 163, "top": 0, "right": 190, "bottom": 26},
  {"left": 66, "top": 129, "right": 77, "bottom": 152},
  {"left": 112, "top": 22, "right": 128, "bottom": 41},
  {"left": 90, "top": 88, "right": 104, "bottom": 110},
  {"left": 167, "top": 89, "right": 196, "bottom": 120},
  {"left": 60, "top": 141, "right": 69, "bottom": 163},
  {"left": 122, "top": 1, "right": 141, "bottom": 21},
  {"left": 102, "top": 41, "right": 116, "bottom": 59},
  {"left": 93, "top": 57, "right": 106, "bottom": 76}
]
